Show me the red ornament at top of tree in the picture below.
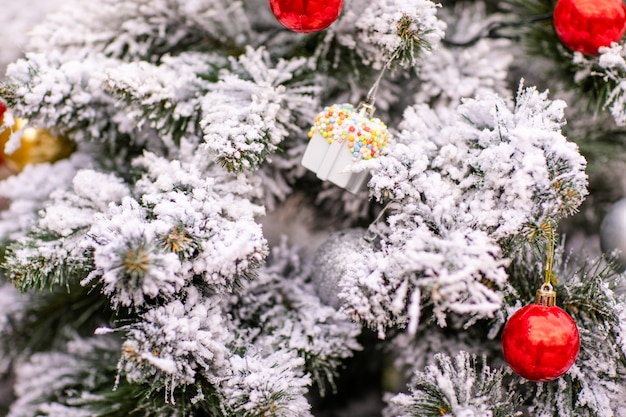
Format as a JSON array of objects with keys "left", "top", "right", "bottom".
[
  {"left": 501, "top": 283, "right": 580, "bottom": 382},
  {"left": 269, "top": 0, "right": 344, "bottom": 33},
  {"left": 553, "top": 0, "right": 626, "bottom": 55}
]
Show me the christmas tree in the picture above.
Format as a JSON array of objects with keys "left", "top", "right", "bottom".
[{"left": 1, "top": 0, "right": 626, "bottom": 415}]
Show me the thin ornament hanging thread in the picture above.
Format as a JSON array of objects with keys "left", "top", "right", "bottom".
[
  {"left": 501, "top": 223, "right": 580, "bottom": 382},
  {"left": 269, "top": 0, "right": 344, "bottom": 33}
]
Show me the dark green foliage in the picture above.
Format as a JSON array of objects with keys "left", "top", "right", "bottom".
[
  {"left": 3, "top": 237, "right": 94, "bottom": 293},
  {"left": 0, "top": 282, "right": 110, "bottom": 363},
  {"left": 385, "top": 352, "right": 521, "bottom": 417},
  {"left": 0, "top": 83, "right": 17, "bottom": 109},
  {"left": 393, "top": 14, "right": 438, "bottom": 69},
  {"left": 83, "top": 378, "right": 225, "bottom": 417},
  {"left": 12, "top": 336, "right": 225, "bottom": 417},
  {"left": 217, "top": 130, "right": 276, "bottom": 173},
  {"left": 229, "top": 246, "right": 362, "bottom": 400}
]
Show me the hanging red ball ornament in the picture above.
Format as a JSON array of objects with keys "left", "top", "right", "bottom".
[
  {"left": 501, "top": 284, "right": 580, "bottom": 382},
  {"left": 553, "top": 0, "right": 626, "bottom": 55},
  {"left": 268, "top": 0, "right": 344, "bottom": 33}
]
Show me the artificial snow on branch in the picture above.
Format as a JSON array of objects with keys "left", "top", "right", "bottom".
[
  {"left": 4, "top": 52, "right": 124, "bottom": 145},
  {"left": 575, "top": 42, "right": 626, "bottom": 127},
  {"left": 383, "top": 351, "right": 519, "bottom": 417},
  {"left": 117, "top": 287, "right": 230, "bottom": 403},
  {"left": 85, "top": 151, "right": 268, "bottom": 308},
  {"left": 353, "top": 0, "right": 445, "bottom": 70},
  {"left": 338, "top": 84, "right": 588, "bottom": 335},
  {"left": 0, "top": 153, "right": 92, "bottom": 240},
  {"left": 229, "top": 239, "right": 362, "bottom": 396},
  {"left": 6, "top": 335, "right": 121, "bottom": 417},
  {"left": 25, "top": 0, "right": 253, "bottom": 61},
  {"left": 416, "top": 2, "right": 513, "bottom": 109},
  {"left": 200, "top": 47, "right": 318, "bottom": 172},
  {"left": 219, "top": 348, "right": 313, "bottom": 417},
  {"left": 105, "top": 52, "right": 225, "bottom": 149}
]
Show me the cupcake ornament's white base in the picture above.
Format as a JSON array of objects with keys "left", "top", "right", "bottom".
[
  {"left": 301, "top": 131, "right": 370, "bottom": 194},
  {"left": 301, "top": 102, "right": 391, "bottom": 194}
]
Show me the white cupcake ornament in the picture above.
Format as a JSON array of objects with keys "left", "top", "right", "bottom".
[{"left": 301, "top": 98, "right": 392, "bottom": 194}]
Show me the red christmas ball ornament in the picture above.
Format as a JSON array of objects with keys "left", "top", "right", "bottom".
[
  {"left": 269, "top": 0, "right": 344, "bottom": 33},
  {"left": 501, "top": 284, "right": 580, "bottom": 382},
  {"left": 553, "top": 0, "right": 626, "bottom": 55}
]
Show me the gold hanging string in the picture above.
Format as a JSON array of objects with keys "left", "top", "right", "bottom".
[
  {"left": 544, "top": 221, "right": 556, "bottom": 286},
  {"left": 536, "top": 221, "right": 557, "bottom": 306}
]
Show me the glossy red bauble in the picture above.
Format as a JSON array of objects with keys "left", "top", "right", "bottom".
[
  {"left": 501, "top": 303, "right": 580, "bottom": 382},
  {"left": 554, "top": 0, "right": 626, "bottom": 55},
  {"left": 269, "top": 0, "right": 344, "bottom": 33}
]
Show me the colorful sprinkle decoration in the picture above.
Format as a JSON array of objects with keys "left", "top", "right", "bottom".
[{"left": 308, "top": 103, "right": 391, "bottom": 161}]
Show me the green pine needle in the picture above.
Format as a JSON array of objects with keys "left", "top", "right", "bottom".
[{"left": 3, "top": 240, "right": 94, "bottom": 293}]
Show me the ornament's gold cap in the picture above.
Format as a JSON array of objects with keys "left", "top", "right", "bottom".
[
  {"left": 356, "top": 97, "right": 376, "bottom": 118},
  {"left": 535, "top": 283, "right": 556, "bottom": 306}
]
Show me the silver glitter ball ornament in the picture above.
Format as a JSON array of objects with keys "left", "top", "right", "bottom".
[
  {"left": 600, "top": 198, "right": 626, "bottom": 271},
  {"left": 310, "top": 228, "right": 373, "bottom": 309}
]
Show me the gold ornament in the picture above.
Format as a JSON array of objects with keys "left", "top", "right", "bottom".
[{"left": 0, "top": 117, "right": 75, "bottom": 172}]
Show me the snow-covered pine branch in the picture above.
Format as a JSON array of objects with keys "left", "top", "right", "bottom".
[
  {"left": 416, "top": 2, "right": 513, "bottom": 109},
  {"left": 86, "top": 151, "right": 267, "bottom": 308},
  {"left": 220, "top": 348, "right": 313, "bottom": 417},
  {"left": 105, "top": 52, "right": 226, "bottom": 151},
  {"left": 3, "top": 147, "right": 267, "bottom": 306},
  {"left": 26, "top": 0, "right": 253, "bottom": 61},
  {"left": 338, "top": 84, "right": 587, "bottom": 335},
  {"left": 200, "top": 46, "right": 318, "bottom": 172},
  {"left": 113, "top": 240, "right": 359, "bottom": 412},
  {"left": 346, "top": 0, "right": 445, "bottom": 70},
  {"left": 4, "top": 52, "right": 126, "bottom": 145},
  {"left": 229, "top": 239, "right": 362, "bottom": 396},
  {"left": 383, "top": 351, "right": 519, "bottom": 417},
  {"left": 7, "top": 335, "right": 121, "bottom": 417},
  {"left": 574, "top": 42, "right": 626, "bottom": 127},
  {"left": 117, "top": 286, "right": 230, "bottom": 403},
  {"left": 2, "top": 167, "right": 130, "bottom": 291},
  {"left": 0, "top": 153, "right": 91, "bottom": 240}
]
